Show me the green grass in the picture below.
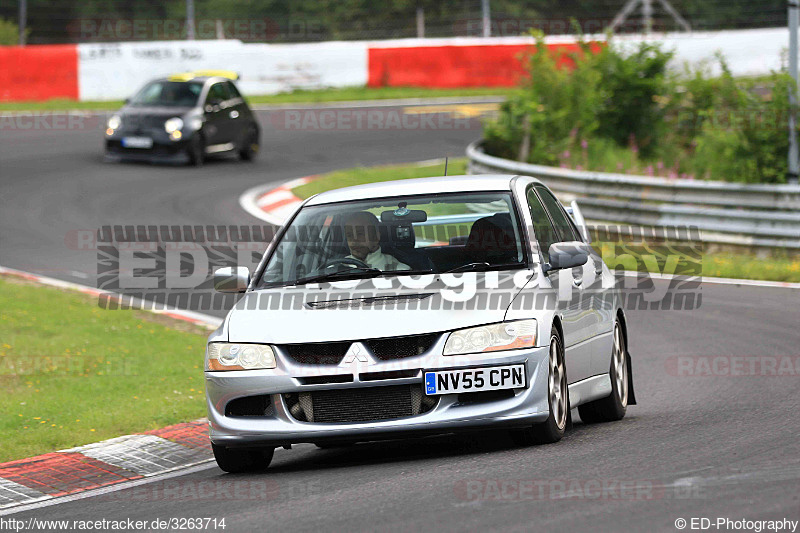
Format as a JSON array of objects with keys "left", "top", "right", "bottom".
[
  {"left": 0, "top": 277, "right": 209, "bottom": 462},
  {"left": 699, "top": 252, "right": 800, "bottom": 282},
  {"left": 289, "top": 160, "right": 800, "bottom": 283},
  {"left": 0, "top": 86, "right": 510, "bottom": 112}
]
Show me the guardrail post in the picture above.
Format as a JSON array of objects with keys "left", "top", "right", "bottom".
[
  {"left": 18, "top": 0, "right": 26, "bottom": 46},
  {"left": 788, "top": 0, "right": 800, "bottom": 185}
]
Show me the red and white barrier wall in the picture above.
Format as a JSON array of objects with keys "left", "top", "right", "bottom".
[
  {"left": 0, "top": 28, "right": 789, "bottom": 103},
  {"left": 0, "top": 44, "right": 79, "bottom": 101}
]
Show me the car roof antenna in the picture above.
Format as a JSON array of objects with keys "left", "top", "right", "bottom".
[{"left": 444, "top": 157, "right": 449, "bottom": 176}]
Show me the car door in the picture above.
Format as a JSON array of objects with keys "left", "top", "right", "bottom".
[
  {"left": 203, "top": 82, "right": 234, "bottom": 148},
  {"left": 525, "top": 186, "right": 592, "bottom": 383},
  {"left": 224, "top": 81, "right": 251, "bottom": 145},
  {"left": 535, "top": 187, "right": 613, "bottom": 378}
]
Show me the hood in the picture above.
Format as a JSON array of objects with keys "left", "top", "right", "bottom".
[
  {"left": 121, "top": 105, "right": 194, "bottom": 118},
  {"left": 225, "top": 271, "right": 532, "bottom": 344}
]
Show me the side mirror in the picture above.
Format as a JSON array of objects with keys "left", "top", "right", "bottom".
[
  {"left": 124, "top": 97, "right": 130, "bottom": 105},
  {"left": 214, "top": 267, "right": 250, "bottom": 293},
  {"left": 547, "top": 241, "right": 589, "bottom": 271}
]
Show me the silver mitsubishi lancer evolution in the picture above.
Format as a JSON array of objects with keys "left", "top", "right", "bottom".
[{"left": 205, "top": 174, "right": 635, "bottom": 472}]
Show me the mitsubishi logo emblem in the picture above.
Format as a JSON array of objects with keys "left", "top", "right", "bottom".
[{"left": 342, "top": 343, "right": 369, "bottom": 364}]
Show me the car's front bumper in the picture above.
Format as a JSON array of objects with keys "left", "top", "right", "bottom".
[
  {"left": 205, "top": 346, "right": 551, "bottom": 448},
  {"left": 104, "top": 132, "right": 192, "bottom": 163}
]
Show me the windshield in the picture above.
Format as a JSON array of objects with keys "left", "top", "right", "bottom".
[
  {"left": 257, "top": 191, "right": 527, "bottom": 288},
  {"left": 129, "top": 81, "right": 203, "bottom": 107}
]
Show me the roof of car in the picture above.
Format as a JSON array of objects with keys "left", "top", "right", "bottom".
[
  {"left": 304, "top": 174, "right": 529, "bottom": 206},
  {"left": 167, "top": 70, "right": 239, "bottom": 83},
  {"left": 158, "top": 76, "right": 230, "bottom": 83}
]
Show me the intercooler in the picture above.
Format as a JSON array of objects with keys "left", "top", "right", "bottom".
[{"left": 286, "top": 385, "right": 436, "bottom": 423}]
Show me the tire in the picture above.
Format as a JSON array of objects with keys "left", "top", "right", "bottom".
[
  {"left": 510, "top": 329, "right": 568, "bottom": 445},
  {"left": 578, "top": 320, "right": 628, "bottom": 423},
  {"left": 187, "top": 134, "right": 205, "bottom": 167},
  {"left": 212, "top": 443, "right": 274, "bottom": 473},
  {"left": 238, "top": 125, "right": 259, "bottom": 161}
]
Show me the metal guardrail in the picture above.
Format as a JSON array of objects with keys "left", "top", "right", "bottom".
[{"left": 466, "top": 141, "right": 800, "bottom": 248}]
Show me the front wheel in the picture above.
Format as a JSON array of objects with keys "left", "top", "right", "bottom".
[
  {"left": 212, "top": 443, "right": 274, "bottom": 473},
  {"left": 578, "top": 320, "right": 628, "bottom": 423},
  {"left": 239, "top": 125, "right": 259, "bottom": 161},
  {"left": 187, "top": 134, "right": 205, "bottom": 167},
  {"left": 510, "top": 329, "right": 568, "bottom": 445}
]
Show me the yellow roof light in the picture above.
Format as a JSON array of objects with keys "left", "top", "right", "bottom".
[
  {"left": 192, "top": 70, "right": 239, "bottom": 81},
  {"left": 168, "top": 72, "right": 196, "bottom": 82}
]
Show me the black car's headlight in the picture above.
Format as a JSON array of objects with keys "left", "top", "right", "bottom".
[
  {"left": 106, "top": 115, "right": 121, "bottom": 135},
  {"left": 165, "top": 117, "right": 184, "bottom": 140},
  {"left": 164, "top": 117, "right": 183, "bottom": 133}
]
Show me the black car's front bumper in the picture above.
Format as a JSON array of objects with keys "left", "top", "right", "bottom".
[{"left": 104, "top": 126, "right": 196, "bottom": 163}]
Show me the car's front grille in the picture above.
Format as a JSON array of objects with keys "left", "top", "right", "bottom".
[
  {"left": 364, "top": 333, "right": 440, "bottom": 360},
  {"left": 285, "top": 385, "right": 437, "bottom": 423},
  {"left": 281, "top": 342, "right": 351, "bottom": 365},
  {"left": 123, "top": 115, "right": 167, "bottom": 130},
  {"left": 280, "top": 333, "right": 439, "bottom": 365}
]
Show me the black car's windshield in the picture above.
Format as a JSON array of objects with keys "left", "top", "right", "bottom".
[
  {"left": 257, "top": 191, "right": 527, "bottom": 288},
  {"left": 129, "top": 81, "right": 203, "bottom": 107}
]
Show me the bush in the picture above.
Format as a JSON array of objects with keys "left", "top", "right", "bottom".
[
  {"left": 0, "top": 18, "right": 23, "bottom": 46},
  {"left": 483, "top": 33, "right": 799, "bottom": 184},
  {"left": 483, "top": 33, "right": 606, "bottom": 166}
]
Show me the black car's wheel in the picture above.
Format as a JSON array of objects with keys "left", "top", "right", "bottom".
[
  {"left": 510, "top": 329, "right": 568, "bottom": 446},
  {"left": 578, "top": 320, "right": 628, "bottom": 423},
  {"left": 239, "top": 125, "right": 259, "bottom": 161},
  {"left": 188, "top": 134, "right": 205, "bottom": 166},
  {"left": 212, "top": 443, "right": 274, "bottom": 473}
]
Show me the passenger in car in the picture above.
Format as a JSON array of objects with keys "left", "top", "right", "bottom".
[{"left": 344, "top": 211, "right": 410, "bottom": 271}]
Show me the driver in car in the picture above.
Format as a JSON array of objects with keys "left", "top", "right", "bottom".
[{"left": 344, "top": 211, "right": 410, "bottom": 271}]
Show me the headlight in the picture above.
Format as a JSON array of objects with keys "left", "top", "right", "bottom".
[
  {"left": 206, "top": 343, "right": 276, "bottom": 371},
  {"left": 164, "top": 117, "right": 183, "bottom": 133},
  {"left": 443, "top": 319, "right": 537, "bottom": 356},
  {"left": 107, "top": 115, "right": 121, "bottom": 130}
]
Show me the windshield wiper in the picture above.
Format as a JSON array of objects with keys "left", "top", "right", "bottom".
[
  {"left": 293, "top": 266, "right": 382, "bottom": 286},
  {"left": 444, "top": 261, "right": 526, "bottom": 274},
  {"left": 384, "top": 268, "right": 434, "bottom": 276}
]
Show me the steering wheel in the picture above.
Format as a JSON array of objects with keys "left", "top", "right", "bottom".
[{"left": 322, "top": 257, "right": 372, "bottom": 271}]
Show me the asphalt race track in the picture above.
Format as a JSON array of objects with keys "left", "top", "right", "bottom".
[{"left": 2, "top": 104, "right": 799, "bottom": 532}]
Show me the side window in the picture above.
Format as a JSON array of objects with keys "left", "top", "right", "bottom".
[
  {"left": 206, "top": 83, "right": 230, "bottom": 105},
  {"left": 535, "top": 186, "right": 580, "bottom": 242},
  {"left": 526, "top": 188, "right": 558, "bottom": 262},
  {"left": 226, "top": 82, "right": 242, "bottom": 99}
]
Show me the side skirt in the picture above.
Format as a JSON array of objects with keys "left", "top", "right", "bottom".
[{"left": 567, "top": 374, "right": 612, "bottom": 407}]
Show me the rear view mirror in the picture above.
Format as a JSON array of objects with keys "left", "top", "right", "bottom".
[
  {"left": 547, "top": 241, "right": 589, "bottom": 271},
  {"left": 214, "top": 267, "right": 250, "bottom": 293},
  {"left": 380, "top": 209, "right": 427, "bottom": 224}
]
